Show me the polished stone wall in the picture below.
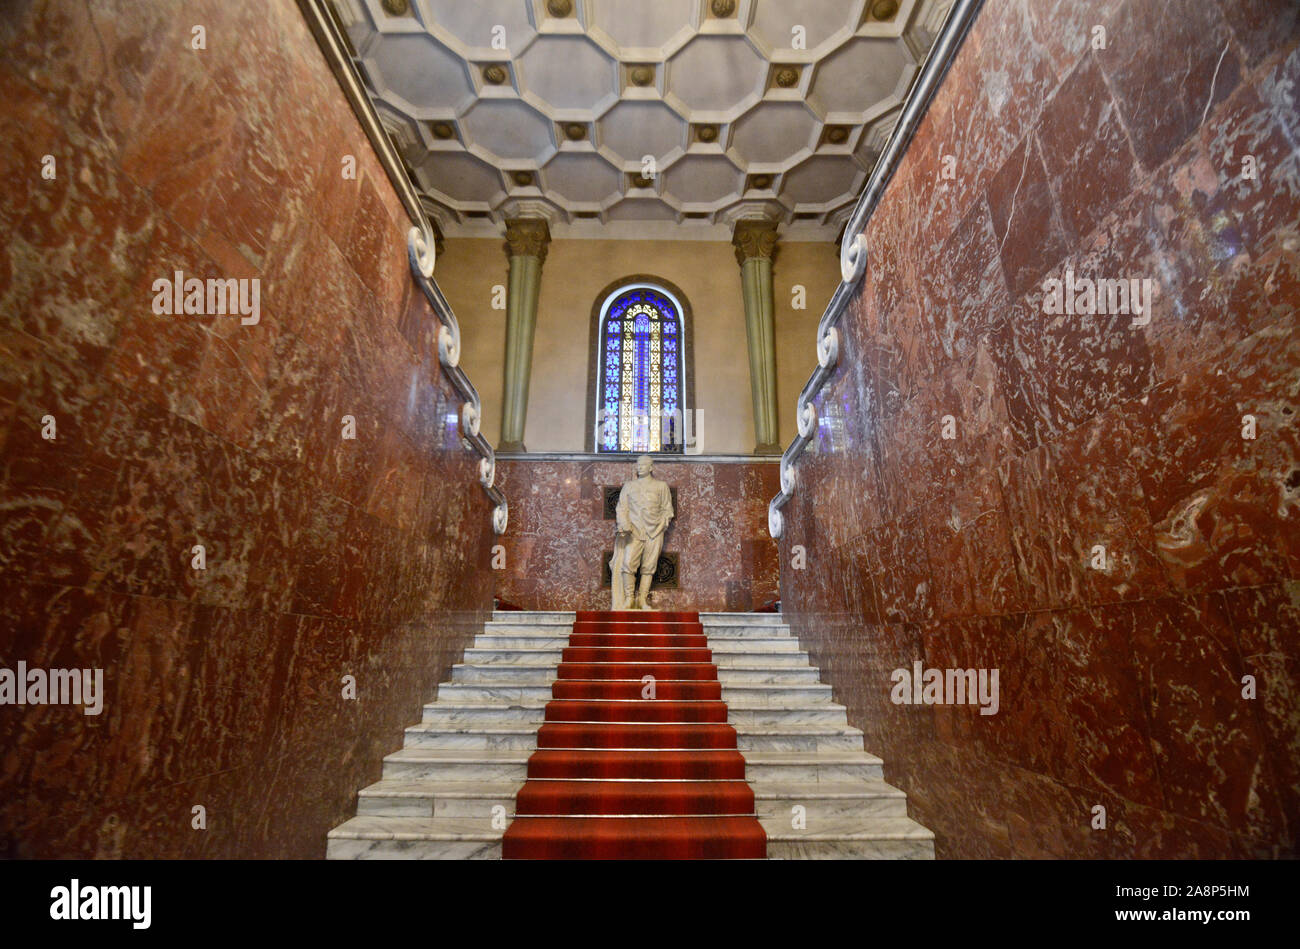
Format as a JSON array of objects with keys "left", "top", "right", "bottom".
[
  {"left": 496, "top": 458, "right": 779, "bottom": 612},
  {"left": 0, "top": 1, "right": 496, "bottom": 857},
  {"left": 778, "top": 0, "right": 1299, "bottom": 857}
]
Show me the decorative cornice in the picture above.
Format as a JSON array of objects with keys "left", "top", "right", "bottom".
[
  {"left": 503, "top": 217, "right": 552, "bottom": 265},
  {"left": 731, "top": 219, "right": 779, "bottom": 267}
]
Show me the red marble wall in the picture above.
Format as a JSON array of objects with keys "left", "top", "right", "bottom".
[
  {"left": 779, "top": 0, "right": 1299, "bottom": 858},
  {"left": 0, "top": 2, "right": 496, "bottom": 857},
  {"left": 496, "top": 459, "right": 779, "bottom": 612}
]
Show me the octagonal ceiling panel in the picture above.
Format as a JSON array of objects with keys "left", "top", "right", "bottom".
[
  {"left": 588, "top": 0, "right": 697, "bottom": 59},
  {"left": 605, "top": 198, "right": 680, "bottom": 222},
  {"left": 460, "top": 99, "right": 554, "bottom": 162},
  {"left": 665, "top": 35, "right": 766, "bottom": 116},
  {"left": 747, "top": 0, "right": 865, "bottom": 59},
  {"left": 782, "top": 154, "right": 866, "bottom": 207},
  {"left": 541, "top": 152, "right": 623, "bottom": 204},
  {"left": 661, "top": 155, "right": 746, "bottom": 207},
  {"left": 364, "top": 33, "right": 474, "bottom": 115},
  {"left": 729, "top": 101, "right": 820, "bottom": 166},
  {"left": 517, "top": 35, "right": 617, "bottom": 113},
  {"left": 336, "top": 0, "right": 943, "bottom": 235},
  {"left": 810, "top": 37, "right": 913, "bottom": 117},
  {"left": 416, "top": 151, "right": 505, "bottom": 206},
  {"left": 420, "top": 0, "right": 537, "bottom": 57},
  {"left": 597, "top": 100, "right": 687, "bottom": 166}
]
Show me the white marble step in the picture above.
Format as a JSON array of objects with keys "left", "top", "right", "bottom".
[
  {"left": 460, "top": 648, "right": 811, "bottom": 668},
  {"left": 356, "top": 779, "right": 522, "bottom": 818},
  {"left": 753, "top": 779, "right": 910, "bottom": 819},
  {"left": 469, "top": 639, "right": 805, "bottom": 655},
  {"left": 422, "top": 703, "right": 547, "bottom": 726},
  {"left": 492, "top": 611, "right": 574, "bottom": 624},
  {"left": 382, "top": 748, "right": 529, "bottom": 782},
  {"left": 401, "top": 722, "right": 864, "bottom": 753},
  {"left": 327, "top": 813, "right": 933, "bottom": 860},
  {"left": 383, "top": 747, "right": 881, "bottom": 785},
  {"left": 451, "top": 664, "right": 820, "bottom": 685},
  {"left": 451, "top": 665, "right": 558, "bottom": 684},
  {"left": 703, "top": 627, "right": 794, "bottom": 640},
  {"left": 715, "top": 667, "right": 822, "bottom": 684},
  {"left": 720, "top": 683, "right": 834, "bottom": 704},
  {"left": 700, "top": 613, "right": 787, "bottom": 626},
  {"left": 327, "top": 816, "right": 502, "bottom": 860},
  {"left": 404, "top": 723, "right": 540, "bottom": 750},
  {"left": 763, "top": 816, "right": 936, "bottom": 860},
  {"left": 434, "top": 682, "right": 834, "bottom": 704},
  {"left": 491, "top": 611, "right": 780, "bottom": 624},
  {"left": 733, "top": 725, "right": 864, "bottom": 751},
  {"left": 353, "top": 777, "right": 909, "bottom": 823},
  {"left": 421, "top": 699, "right": 849, "bottom": 727},
  {"left": 473, "top": 634, "right": 570, "bottom": 649},
  {"left": 725, "top": 704, "right": 850, "bottom": 726},
  {"left": 482, "top": 623, "right": 796, "bottom": 642},
  {"left": 741, "top": 750, "right": 885, "bottom": 783}
]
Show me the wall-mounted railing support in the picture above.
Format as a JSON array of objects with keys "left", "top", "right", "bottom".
[{"left": 768, "top": 0, "right": 983, "bottom": 539}]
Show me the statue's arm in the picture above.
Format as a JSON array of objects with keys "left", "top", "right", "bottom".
[
  {"left": 615, "top": 486, "right": 630, "bottom": 533},
  {"left": 651, "top": 482, "right": 673, "bottom": 537}
]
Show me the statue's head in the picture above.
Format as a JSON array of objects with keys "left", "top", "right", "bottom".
[{"left": 635, "top": 454, "right": 653, "bottom": 477}]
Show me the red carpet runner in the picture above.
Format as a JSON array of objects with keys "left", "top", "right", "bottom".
[{"left": 502, "top": 610, "right": 767, "bottom": 859}]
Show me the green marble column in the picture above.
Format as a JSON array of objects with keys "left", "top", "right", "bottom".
[
  {"left": 732, "top": 220, "right": 781, "bottom": 455},
  {"left": 499, "top": 218, "right": 550, "bottom": 452}
]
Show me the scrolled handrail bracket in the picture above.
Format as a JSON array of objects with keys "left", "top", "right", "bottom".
[{"left": 839, "top": 232, "right": 867, "bottom": 284}]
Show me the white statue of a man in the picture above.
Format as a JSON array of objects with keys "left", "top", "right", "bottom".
[{"left": 611, "top": 454, "right": 674, "bottom": 610}]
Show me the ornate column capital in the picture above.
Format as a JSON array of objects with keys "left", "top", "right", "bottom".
[
  {"left": 504, "top": 217, "right": 551, "bottom": 266},
  {"left": 731, "top": 219, "right": 779, "bottom": 267}
]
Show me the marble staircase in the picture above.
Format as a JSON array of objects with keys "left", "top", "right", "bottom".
[{"left": 327, "top": 611, "right": 935, "bottom": 859}]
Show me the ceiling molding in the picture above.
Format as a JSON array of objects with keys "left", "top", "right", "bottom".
[{"left": 335, "top": 0, "right": 944, "bottom": 238}]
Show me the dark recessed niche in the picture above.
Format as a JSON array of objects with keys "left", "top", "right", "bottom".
[
  {"left": 601, "top": 551, "right": 679, "bottom": 588},
  {"left": 603, "top": 486, "right": 678, "bottom": 519}
]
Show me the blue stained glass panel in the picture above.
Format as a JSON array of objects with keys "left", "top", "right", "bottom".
[{"left": 596, "top": 285, "right": 684, "bottom": 453}]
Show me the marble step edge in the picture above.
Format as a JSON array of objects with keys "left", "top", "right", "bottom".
[
  {"left": 423, "top": 696, "right": 852, "bottom": 707},
  {"left": 354, "top": 778, "right": 906, "bottom": 802},
  {"left": 453, "top": 657, "right": 815, "bottom": 669},
  {"left": 434, "top": 682, "right": 833, "bottom": 693},
  {"left": 357, "top": 777, "right": 902, "bottom": 802},
  {"left": 475, "top": 634, "right": 798, "bottom": 644},
  {"left": 328, "top": 813, "right": 929, "bottom": 842},
  {"left": 383, "top": 748, "right": 883, "bottom": 766},
  {"left": 762, "top": 816, "right": 935, "bottom": 841},
  {"left": 486, "top": 621, "right": 790, "bottom": 637},
  {"left": 490, "top": 611, "right": 786, "bottom": 622},
  {"left": 403, "top": 723, "right": 863, "bottom": 739},
  {"left": 463, "top": 646, "right": 806, "bottom": 657},
  {"left": 450, "top": 668, "right": 821, "bottom": 681}
]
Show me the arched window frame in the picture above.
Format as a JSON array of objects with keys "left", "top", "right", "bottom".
[{"left": 585, "top": 276, "right": 696, "bottom": 454}]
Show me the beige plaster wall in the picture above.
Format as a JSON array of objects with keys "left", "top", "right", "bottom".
[{"left": 438, "top": 236, "right": 838, "bottom": 453}]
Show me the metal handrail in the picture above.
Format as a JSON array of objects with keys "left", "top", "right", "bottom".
[
  {"left": 297, "top": 0, "right": 507, "bottom": 534},
  {"left": 768, "top": 0, "right": 983, "bottom": 539}
]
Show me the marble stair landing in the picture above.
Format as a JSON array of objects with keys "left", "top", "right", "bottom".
[{"left": 327, "top": 610, "right": 935, "bottom": 860}]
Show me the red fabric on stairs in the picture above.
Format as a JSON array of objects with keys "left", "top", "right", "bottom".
[
  {"left": 550, "top": 679, "right": 722, "bottom": 700},
  {"left": 537, "top": 722, "right": 738, "bottom": 749},
  {"left": 515, "top": 780, "right": 755, "bottom": 815},
  {"left": 502, "top": 611, "right": 767, "bottom": 859}
]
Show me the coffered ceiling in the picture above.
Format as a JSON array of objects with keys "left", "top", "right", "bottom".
[{"left": 330, "top": 0, "right": 953, "bottom": 239}]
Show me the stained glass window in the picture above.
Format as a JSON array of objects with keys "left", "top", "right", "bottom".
[{"left": 597, "top": 285, "right": 684, "bottom": 453}]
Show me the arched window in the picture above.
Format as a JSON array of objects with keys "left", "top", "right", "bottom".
[{"left": 587, "top": 279, "right": 693, "bottom": 454}]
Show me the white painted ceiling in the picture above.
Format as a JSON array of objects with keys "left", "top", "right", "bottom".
[{"left": 332, "top": 0, "right": 951, "bottom": 239}]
